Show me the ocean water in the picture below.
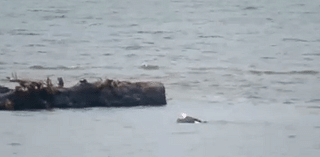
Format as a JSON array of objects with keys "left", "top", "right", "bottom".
[{"left": 0, "top": 0, "right": 320, "bottom": 156}]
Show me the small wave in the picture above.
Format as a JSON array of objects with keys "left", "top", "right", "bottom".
[
  {"left": 169, "top": 82, "right": 193, "bottom": 88},
  {"left": 125, "top": 45, "right": 142, "bottom": 50},
  {"left": 129, "top": 24, "right": 138, "bottom": 27},
  {"left": 80, "top": 53, "right": 90, "bottom": 56},
  {"left": 171, "top": 131, "right": 197, "bottom": 135},
  {"left": 89, "top": 23, "right": 103, "bottom": 26},
  {"left": 29, "top": 65, "right": 81, "bottom": 70},
  {"left": 11, "top": 29, "right": 27, "bottom": 32},
  {"left": 8, "top": 143, "right": 21, "bottom": 146},
  {"left": 283, "top": 38, "right": 309, "bottom": 42},
  {"left": 42, "top": 15, "right": 66, "bottom": 20},
  {"left": 199, "top": 35, "right": 223, "bottom": 38},
  {"left": 249, "top": 70, "right": 318, "bottom": 75},
  {"left": 28, "top": 9, "right": 43, "bottom": 12},
  {"left": 9, "top": 29, "right": 41, "bottom": 36},
  {"left": 143, "top": 41, "right": 154, "bottom": 45},
  {"left": 202, "top": 51, "right": 218, "bottom": 54},
  {"left": 26, "top": 44, "right": 46, "bottom": 47},
  {"left": 208, "top": 120, "right": 271, "bottom": 126},
  {"left": 12, "top": 112, "right": 35, "bottom": 117},
  {"left": 276, "top": 89, "right": 293, "bottom": 93},
  {"left": 304, "top": 58, "right": 313, "bottom": 61},
  {"left": 291, "top": 3, "right": 305, "bottom": 7},
  {"left": 275, "top": 81, "right": 303, "bottom": 85},
  {"left": 303, "top": 11, "right": 317, "bottom": 14},
  {"left": 247, "top": 95, "right": 262, "bottom": 99},
  {"left": 303, "top": 53, "right": 320, "bottom": 56},
  {"left": 163, "top": 36, "right": 173, "bottom": 39},
  {"left": 37, "top": 51, "right": 47, "bottom": 54},
  {"left": 261, "top": 57, "right": 275, "bottom": 59},
  {"left": 283, "top": 101, "right": 294, "bottom": 104},
  {"left": 28, "top": 9, "right": 69, "bottom": 14},
  {"left": 82, "top": 16, "right": 96, "bottom": 19},
  {"left": 306, "top": 106, "right": 320, "bottom": 109},
  {"left": 103, "top": 53, "right": 113, "bottom": 56},
  {"left": 90, "top": 66, "right": 122, "bottom": 70},
  {"left": 42, "top": 39, "right": 88, "bottom": 45},
  {"left": 84, "top": 1, "right": 99, "bottom": 4},
  {"left": 190, "top": 67, "right": 214, "bottom": 71},
  {"left": 52, "top": 33, "right": 72, "bottom": 37},
  {"left": 306, "top": 99, "right": 320, "bottom": 103},
  {"left": 189, "top": 67, "right": 231, "bottom": 71},
  {"left": 42, "top": 39, "right": 67, "bottom": 45},
  {"left": 137, "top": 30, "right": 170, "bottom": 34},
  {"left": 126, "top": 53, "right": 137, "bottom": 57},
  {"left": 140, "top": 64, "right": 159, "bottom": 70},
  {"left": 242, "top": 6, "right": 259, "bottom": 10},
  {"left": 18, "top": 33, "right": 41, "bottom": 36}
]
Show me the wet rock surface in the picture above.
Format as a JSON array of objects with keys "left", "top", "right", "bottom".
[{"left": 0, "top": 77, "right": 166, "bottom": 110}]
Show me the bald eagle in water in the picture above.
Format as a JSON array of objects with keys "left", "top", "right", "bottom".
[{"left": 177, "top": 113, "right": 205, "bottom": 123}]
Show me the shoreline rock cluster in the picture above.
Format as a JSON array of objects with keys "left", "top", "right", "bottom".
[{"left": 0, "top": 76, "right": 166, "bottom": 110}]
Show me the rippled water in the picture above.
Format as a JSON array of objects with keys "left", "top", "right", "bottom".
[{"left": 1, "top": 0, "right": 320, "bottom": 156}]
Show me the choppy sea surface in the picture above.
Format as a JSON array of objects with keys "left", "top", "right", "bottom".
[{"left": 1, "top": 0, "right": 320, "bottom": 156}]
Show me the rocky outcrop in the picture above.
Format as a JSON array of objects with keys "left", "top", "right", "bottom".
[{"left": 0, "top": 77, "right": 166, "bottom": 110}]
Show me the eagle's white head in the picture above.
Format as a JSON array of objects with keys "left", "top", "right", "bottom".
[{"left": 181, "top": 113, "right": 187, "bottom": 118}]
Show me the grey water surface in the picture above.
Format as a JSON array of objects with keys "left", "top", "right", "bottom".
[{"left": 1, "top": 0, "right": 320, "bottom": 156}]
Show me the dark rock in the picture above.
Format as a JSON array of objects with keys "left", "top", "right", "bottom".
[
  {"left": 0, "top": 86, "right": 11, "bottom": 93},
  {"left": 0, "top": 77, "right": 166, "bottom": 110}
]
